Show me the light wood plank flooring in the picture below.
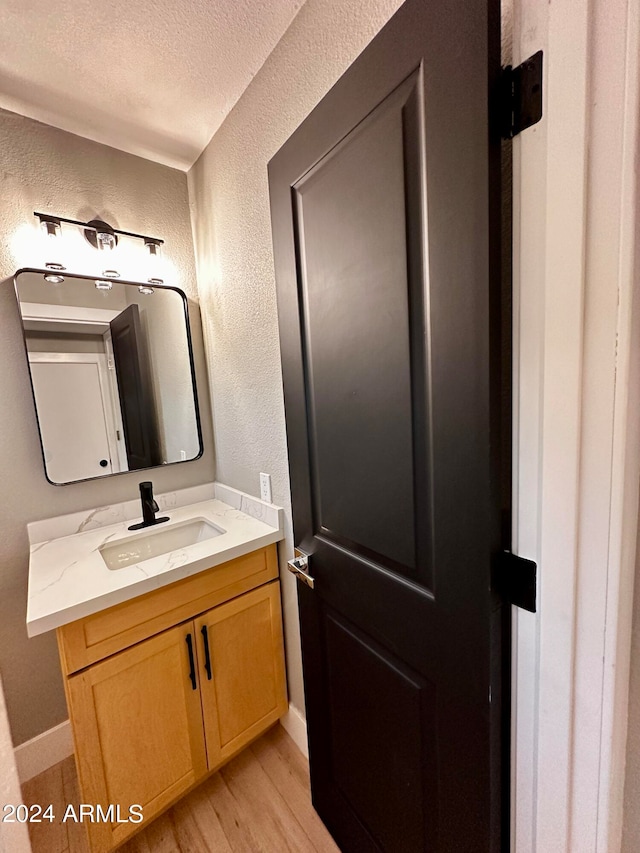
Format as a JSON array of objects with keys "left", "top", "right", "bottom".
[{"left": 21, "top": 725, "right": 340, "bottom": 853}]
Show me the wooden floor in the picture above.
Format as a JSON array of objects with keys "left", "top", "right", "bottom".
[{"left": 21, "top": 725, "right": 340, "bottom": 853}]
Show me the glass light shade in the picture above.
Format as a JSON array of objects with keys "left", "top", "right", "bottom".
[
  {"left": 40, "top": 218, "right": 66, "bottom": 271},
  {"left": 96, "top": 230, "right": 116, "bottom": 251},
  {"left": 40, "top": 219, "right": 59, "bottom": 239},
  {"left": 145, "top": 240, "right": 164, "bottom": 284}
]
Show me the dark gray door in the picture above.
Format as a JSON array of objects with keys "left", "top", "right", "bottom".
[
  {"left": 110, "top": 304, "right": 160, "bottom": 470},
  {"left": 268, "top": 0, "right": 507, "bottom": 850}
]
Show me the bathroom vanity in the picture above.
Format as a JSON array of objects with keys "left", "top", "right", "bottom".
[{"left": 26, "top": 485, "right": 288, "bottom": 852}]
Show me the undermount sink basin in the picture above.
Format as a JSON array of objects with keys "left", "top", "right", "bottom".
[{"left": 99, "top": 517, "right": 225, "bottom": 570}]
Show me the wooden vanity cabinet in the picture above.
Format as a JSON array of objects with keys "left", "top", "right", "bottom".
[{"left": 57, "top": 545, "right": 288, "bottom": 853}]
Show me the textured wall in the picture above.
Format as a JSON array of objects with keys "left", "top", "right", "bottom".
[
  {"left": 0, "top": 107, "right": 215, "bottom": 745},
  {"left": 188, "top": 0, "right": 403, "bottom": 717},
  {"left": 0, "top": 0, "right": 303, "bottom": 169}
]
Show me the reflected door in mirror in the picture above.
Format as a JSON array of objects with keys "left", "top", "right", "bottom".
[{"left": 110, "top": 304, "right": 161, "bottom": 470}]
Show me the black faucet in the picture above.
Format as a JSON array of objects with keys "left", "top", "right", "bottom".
[{"left": 128, "top": 481, "right": 170, "bottom": 531}]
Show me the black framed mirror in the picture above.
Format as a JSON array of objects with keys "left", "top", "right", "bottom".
[{"left": 14, "top": 268, "right": 203, "bottom": 485}]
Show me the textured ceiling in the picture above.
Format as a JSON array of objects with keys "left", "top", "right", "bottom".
[{"left": 0, "top": 0, "right": 304, "bottom": 170}]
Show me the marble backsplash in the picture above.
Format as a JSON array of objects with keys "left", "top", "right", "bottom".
[{"left": 27, "top": 482, "right": 282, "bottom": 545}]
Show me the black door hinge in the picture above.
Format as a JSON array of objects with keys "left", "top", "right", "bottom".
[
  {"left": 493, "top": 551, "right": 537, "bottom": 612},
  {"left": 501, "top": 50, "right": 543, "bottom": 139}
]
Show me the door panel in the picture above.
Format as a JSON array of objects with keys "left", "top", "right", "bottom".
[
  {"left": 293, "top": 71, "right": 426, "bottom": 579},
  {"left": 324, "top": 610, "right": 435, "bottom": 853},
  {"left": 269, "top": 0, "right": 505, "bottom": 850}
]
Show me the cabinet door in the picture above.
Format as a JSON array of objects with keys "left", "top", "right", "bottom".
[
  {"left": 65, "top": 621, "right": 207, "bottom": 851},
  {"left": 195, "top": 581, "right": 288, "bottom": 768}
]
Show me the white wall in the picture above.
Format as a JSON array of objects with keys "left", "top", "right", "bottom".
[
  {"left": 0, "top": 107, "right": 215, "bottom": 745},
  {"left": 188, "top": 0, "right": 404, "bottom": 718}
]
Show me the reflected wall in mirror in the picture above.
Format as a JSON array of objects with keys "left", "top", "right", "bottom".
[{"left": 14, "top": 269, "right": 203, "bottom": 484}]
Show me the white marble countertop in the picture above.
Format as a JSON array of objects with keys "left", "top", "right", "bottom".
[{"left": 27, "top": 487, "right": 284, "bottom": 637}]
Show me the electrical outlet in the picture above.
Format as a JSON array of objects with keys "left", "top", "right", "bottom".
[{"left": 260, "top": 472, "right": 272, "bottom": 503}]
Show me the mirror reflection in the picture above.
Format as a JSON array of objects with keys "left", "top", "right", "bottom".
[{"left": 14, "top": 270, "right": 202, "bottom": 485}]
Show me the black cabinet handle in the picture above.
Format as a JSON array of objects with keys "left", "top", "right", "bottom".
[
  {"left": 185, "top": 633, "right": 197, "bottom": 690},
  {"left": 201, "top": 625, "right": 212, "bottom": 680},
  {"left": 99, "top": 459, "right": 108, "bottom": 468}
]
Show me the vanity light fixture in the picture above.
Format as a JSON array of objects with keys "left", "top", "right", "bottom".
[{"left": 33, "top": 212, "right": 165, "bottom": 284}]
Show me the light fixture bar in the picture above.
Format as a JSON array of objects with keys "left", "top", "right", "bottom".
[{"left": 34, "top": 212, "right": 164, "bottom": 245}]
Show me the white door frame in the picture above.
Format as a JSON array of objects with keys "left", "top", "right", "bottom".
[
  {"left": 102, "top": 328, "right": 129, "bottom": 473},
  {"left": 19, "top": 302, "right": 119, "bottom": 334},
  {"left": 511, "top": 0, "right": 640, "bottom": 850}
]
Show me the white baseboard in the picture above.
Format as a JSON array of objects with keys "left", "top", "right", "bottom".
[
  {"left": 15, "top": 708, "right": 304, "bottom": 785},
  {"left": 280, "top": 704, "right": 308, "bottom": 759},
  {"left": 14, "top": 720, "right": 73, "bottom": 783}
]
